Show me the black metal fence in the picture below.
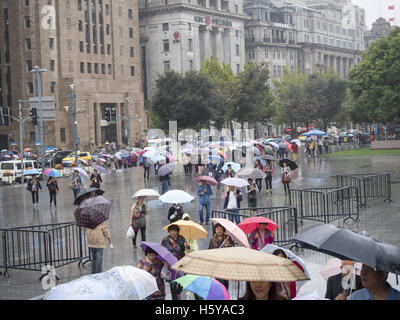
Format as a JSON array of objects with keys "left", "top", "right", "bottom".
[
  {"left": 336, "top": 173, "right": 393, "bottom": 207},
  {"left": 0, "top": 222, "right": 89, "bottom": 276},
  {"left": 211, "top": 206, "right": 298, "bottom": 247},
  {"left": 289, "top": 187, "right": 359, "bottom": 225}
]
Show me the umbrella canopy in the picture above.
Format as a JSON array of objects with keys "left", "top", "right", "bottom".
[
  {"left": 238, "top": 217, "right": 278, "bottom": 234},
  {"left": 24, "top": 148, "right": 31, "bottom": 152},
  {"left": 43, "top": 169, "right": 62, "bottom": 178},
  {"left": 73, "top": 188, "right": 105, "bottom": 206},
  {"left": 303, "top": 129, "right": 326, "bottom": 137},
  {"left": 279, "top": 159, "right": 298, "bottom": 171},
  {"left": 252, "top": 147, "right": 261, "bottom": 156},
  {"left": 279, "top": 143, "right": 288, "bottom": 149},
  {"left": 174, "top": 275, "right": 230, "bottom": 300},
  {"left": 101, "top": 153, "right": 112, "bottom": 158},
  {"left": 74, "top": 195, "right": 111, "bottom": 229},
  {"left": 260, "top": 154, "right": 278, "bottom": 161},
  {"left": 150, "top": 154, "right": 166, "bottom": 163},
  {"left": 221, "top": 177, "right": 249, "bottom": 188},
  {"left": 23, "top": 169, "right": 41, "bottom": 176},
  {"left": 43, "top": 266, "right": 158, "bottom": 300},
  {"left": 236, "top": 168, "right": 266, "bottom": 180},
  {"left": 163, "top": 220, "right": 207, "bottom": 240},
  {"left": 92, "top": 165, "right": 109, "bottom": 175},
  {"left": 195, "top": 176, "right": 218, "bottom": 186},
  {"left": 72, "top": 167, "right": 89, "bottom": 179},
  {"left": 157, "top": 163, "right": 175, "bottom": 177},
  {"left": 158, "top": 190, "right": 194, "bottom": 204},
  {"left": 292, "top": 139, "right": 301, "bottom": 147},
  {"left": 79, "top": 159, "right": 89, "bottom": 166},
  {"left": 319, "top": 258, "right": 362, "bottom": 281},
  {"left": 268, "top": 142, "right": 280, "bottom": 149},
  {"left": 132, "top": 189, "right": 161, "bottom": 200},
  {"left": 208, "top": 155, "right": 224, "bottom": 163},
  {"left": 221, "top": 162, "right": 241, "bottom": 173},
  {"left": 166, "top": 154, "right": 176, "bottom": 163},
  {"left": 291, "top": 224, "right": 400, "bottom": 275},
  {"left": 253, "top": 156, "right": 266, "bottom": 167},
  {"left": 171, "top": 247, "right": 309, "bottom": 282},
  {"left": 210, "top": 218, "right": 250, "bottom": 248},
  {"left": 1, "top": 149, "right": 8, "bottom": 153}
]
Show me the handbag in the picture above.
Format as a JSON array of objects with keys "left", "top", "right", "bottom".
[
  {"left": 126, "top": 226, "right": 135, "bottom": 239},
  {"left": 284, "top": 174, "right": 291, "bottom": 182}
]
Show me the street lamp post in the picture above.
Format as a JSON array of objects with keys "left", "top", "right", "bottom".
[{"left": 124, "top": 97, "right": 131, "bottom": 148}]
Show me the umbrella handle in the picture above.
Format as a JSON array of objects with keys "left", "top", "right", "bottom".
[{"left": 219, "top": 235, "right": 230, "bottom": 248}]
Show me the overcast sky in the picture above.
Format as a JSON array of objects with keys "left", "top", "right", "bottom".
[{"left": 351, "top": 0, "right": 399, "bottom": 28}]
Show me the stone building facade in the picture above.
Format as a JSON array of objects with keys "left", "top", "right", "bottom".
[
  {"left": 364, "top": 17, "right": 394, "bottom": 49},
  {"left": 0, "top": 0, "right": 146, "bottom": 151}
]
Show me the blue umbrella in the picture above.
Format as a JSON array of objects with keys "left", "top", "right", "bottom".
[
  {"left": 150, "top": 154, "right": 166, "bottom": 163},
  {"left": 253, "top": 156, "right": 266, "bottom": 166},
  {"left": 208, "top": 155, "right": 223, "bottom": 163},
  {"left": 222, "top": 162, "right": 241, "bottom": 173},
  {"left": 1, "top": 149, "right": 8, "bottom": 153},
  {"left": 303, "top": 129, "right": 326, "bottom": 136},
  {"left": 23, "top": 169, "right": 40, "bottom": 176}
]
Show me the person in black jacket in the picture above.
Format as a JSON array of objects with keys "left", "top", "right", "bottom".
[
  {"left": 168, "top": 203, "right": 184, "bottom": 223},
  {"left": 160, "top": 172, "right": 170, "bottom": 195},
  {"left": 90, "top": 169, "right": 102, "bottom": 189},
  {"left": 223, "top": 185, "right": 243, "bottom": 224},
  {"left": 47, "top": 177, "right": 59, "bottom": 208},
  {"left": 27, "top": 175, "right": 42, "bottom": 208}
]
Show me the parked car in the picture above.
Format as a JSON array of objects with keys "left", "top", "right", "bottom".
[
  {"left": 62, "top": 152, "right": 92, "bottom": 167},
  {"left": 0, "top": 160, "right": 43, "bottom": 184},
  {"left": 51, "top": 150, "right": 73, "bottom": 166}
]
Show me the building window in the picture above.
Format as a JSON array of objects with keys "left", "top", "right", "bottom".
[
  {"left": 28, "top": 82, "right": 34, "bottom": 94},
  {"left": 163, "top": 39, "right": 170, "bottom": 52},
  {"left": 105, "top": 4, "right": 109, "bottom": 15},
  {"left": 128, "top": 9, "right": 133, "bottom": 20},
  {"left": 79, "top": 41, "right": 84, "bottom": 52},
  {"left": 163, "top": 23, "right": 169, "bottom": 31},
  {"left": 106, "top": 24, "right": 110, "bottom": 35},
  {"left": 78, "top": 0, "right": 82, "bottom": 10},
  {"left": 26, "top": 38, "right": 32, "bottom": 50},
  {"left": 49, "top": 60, "right": 55, "bottom": 71},
  {"left": 101, "top": 64, "right": 106, "bottom": 74},
  {"left": 87, "top": 62, "right": 92, "bottom": 73},
  {"left": 236, "top": 45, "right": 239, "bottom": 56},
  {"left": 234, "top": 5, "right": 238, "bottom": 13},
  {"left": 78, "top": 20, "right": 83, "bottom": 31},
  {"left": 130, "top": 47, "right": 134, "bottom": 57},
  {"left": 80, "top": 62, "right": 85, "bottom": 73},
  {"left": 235, "top": 30, "right": 239, "bottom": 38},
  {"left": 129, "top": 28, "right": 134, "bottom": 38},
  {"left": 108, "top": 64, "right": 112, "bottom": 74},
  {"left": 189, "top": 60, "right": 193, "bottom": 70},
  {"left": 94, "top": 63, "right": 99, "bottom": 74},
  {"left": 188, "top": 23, "right": 192, "bottom": 31},
  {"left": 27, "top": 60, "right": 32, "bottom": 72},
  {"left": 50, "top": 82, "right": 56, "bottom": 93},
  {"left": 25, "top": 0, "right": 29, "bottom": 6},
  {"left": 188, "top": 39, "right": 193, "bottom": 52},
  {"left": 164, "top": 61, "right": 170, "bottom": 71},
  {"left": 236, "top": 64, "right": 240, "bottom": 74},
  {"left": 60, "top": 128, "right": 66, "bottom": 143},
  {"left": 131, "top": 66, "right": 135, "bottom": 76},
  {"left": 49, "top": 38, "right": 54, "bottom": 49},
  {"left": 25, "top": 16, "right": 31, "bottom": 28}
]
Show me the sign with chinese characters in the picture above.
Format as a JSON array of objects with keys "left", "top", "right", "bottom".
[{"left": 194, "top": 16, "right": 233, "bottom": 28}]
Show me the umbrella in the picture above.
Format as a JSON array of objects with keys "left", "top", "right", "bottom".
[
  {"left": 157, "top": 163, "right": 175, "bottom": 177},
  {"left": 221, "top": 162, "right": 241, "bottom": 173},
  {"left": 319, "top": 258, "right": 362, "bottom": 281},
  {"left": 23, "top": 169, "right": 40, "bottom": 176},
  {"left": 1, "top": 149, "right": 8, "bottom": 153},
  {"left": 73, "top": 188, "right": 105, "bottom": 206},
  {"left": 303, "top": 129, "right": 326, "bottom": 137},
  {"left": 279, "top": 159, "right": 298, "bottom": 171},
  {"left": 253, "top": 156, "right": 266, "bottom": 167},
  {"left": 80, "top": 159, "right": 89, "bottom": 166},
  {"left": 210, "top": 218, "right": 250, "bottom": 248},
  {"left": 74, "top": 195, "right": 111, "bottom": 229},
  {"left": 268, "top": 142, "right": 280, "bottom": 149},
  {"left": 159, "top": 190, "right": 194, "bottom": 204},
  {"left": 92, "top": 165, "right": 109, "bottom": 175},
  {"left": 174, "top": 275, "right": 230, "bottom": 300},
  {"left": 43, "top": 169, "right": 62, "bottom": 178},
  {"left": 163, "top": 220, "right": 207, "bottom": 240},
  {"left": 132, "top": 189, "right": 161, "bottom": 200},
  {"left": 208, "top": 155, "right": 224, "bottom": 163},
  {"left": 252, "top": 147, "right": 261, "bottom": 156},
  {"left": 195, "top": 176, "right": 218, "bottom": 186},
  {"left": 171, "top": 247, "right": 309, "bottom": 282},
  {"left": 72, "top": 167, "right": 89, "bottom": 179},
  {"left": 238, "top": 217, "right": 278, "bottom": 234},
  {"left": 279, "top": 143, "right": 288, "bottom": 149},
  {"left": 136, "top": 150, "right": 147, "bottom": 156},
  {"left": 260, "top": 154, "right": 277, "bottom": 161},
  {"left": 291, "top": 224, "right": 400, "bottom": 275},
  {"left": 95, "top": 157, "right": 107, "bottom": 164},
  {"left": 24, "top": 148, "right": 31, "bottom": 152},
  {"left": 261, "top": 244, "right": 311, "bottom": 281},
  {"left": 236, "top": 168, "right": 266, "bottom": 180},
  {"left": 291, "top": 139, "right": 302, "bottom": 147},
  {"left": 221, "top": 177, "right": 249, "bottom": 188},
  {"left": 166, "top": 154, "right": 176, "bottom": 163},
  {"left": 101, "top": 153, "right": 111, "bottom": 158},
  {"left": 151, "top": 154, "right": 166, "bottom": 163},
  {"left": 43, "top": 266, "right": 158, "bottom": 300},
  {"left": 140, "top": 242, "right": 183, "bottom": 280}
]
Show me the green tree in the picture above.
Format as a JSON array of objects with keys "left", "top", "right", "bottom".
[{"left": 348, "top": 27, "right": 400, "bottom": 125}]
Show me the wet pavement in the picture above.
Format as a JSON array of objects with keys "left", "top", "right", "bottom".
[{"left": 0, "top": 144, "right": 399, "bottom": 300}]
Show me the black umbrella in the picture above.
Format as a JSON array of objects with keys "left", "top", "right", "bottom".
[
  {"left": 260, "top": 154, "right": 278, "bottom": 161},
  {"left": 74, "top": 187, "right": 105, "bottom": 206},
  {"left": 279, "top": 159, "right": 298, "bottom": 170},
  {"left": 291, "top": 224, "right": 400, "bottom": 275}
]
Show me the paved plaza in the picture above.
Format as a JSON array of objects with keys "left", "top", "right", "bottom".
[{"left": 0, "top": 145, "right": 399, "bottom": 300}]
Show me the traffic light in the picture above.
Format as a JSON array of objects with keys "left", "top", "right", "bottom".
[
  {"left": 105, "top": 108, "right": 111, "bottom": 122},
  {"left": 30, "top": 108, "right": 38, "bottom": 126},
  {"left": 111, "top": 108, "right": 117, "bottom": 123}
]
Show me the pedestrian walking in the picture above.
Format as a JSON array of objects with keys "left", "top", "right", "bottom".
[
  {"left": 309, "top": 140, "right": 315, "bottom": 156},
  {"left": 317, "top": 139, "right": 323, "bottom": 155},
  {"left": 161, "top": 225, "right": 188, "bottom": 300},
  {"left": 70, "top": 170, "right": 83, "bottom": 199},
  {"left": 223, "top": 185, "right": 243, "bottom": 224},
  {"left": 291, "top": 142, "right": 298, "bottom": 161},
  {"left": 183, "top": 153, "right": 190, "bottom": 175},
  {"left": 224, "top": 164, "right": 235, "bottom": 178},
  {"left": 246, "top": 178, "right": 259, "bottom": 216},
  {"left": 143, "top": 157, "right": 150, "bottom": 180},
  {"left": 264, "top": 160, "right": 274, "bottom": 196},
  {"left": 129, "top": 196, "right": 149, "bottom": 249},
  {"left": 168, "top": 203, "right": 184, "bottom": 223},
  {"left": 249, "top": 223, "right": 274, "bottom": 250},
  {"left": 278, "top": 148, "right": 285, "bottom": 160},
  {"left": 197, "top": 180, "right": 212, "bottom": 225},
  {"left": 137, "top": 247, "right": 168, "bottom": 300},
  {"left": 85, "top": 221, "right": 112, "bottom": 274},
  {"left": 281, "top": 162, "right": 291, "bottom": 195},
  {"left": 254, "top": 160, "right": 263, "bottom": 192},
  {"left": 182, "top": 213, "right": 199, "bottom": 252},
  {"left": 27, "top": 175, "right": 42, "bottom": 208},
  {"left": 323, "top": 138, "right": 329, "bottom": 154},
  {"left": 160, "top": 172, "right": 170, "bottom": 195},
  {"left": 47, "top": 177, "right": 59, "bottom": 208},
  {"left": 90, "top": 169, "right": 102, "bottom": 189}
]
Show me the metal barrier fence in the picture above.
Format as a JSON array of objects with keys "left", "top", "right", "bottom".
[
  {"left": 289, "top": 187, "right": 359, "bottom": 225},
  {"left": 0, "top": 222, "right": 89, "bottom": 277},
  {"left": 211, "top": 206, "right": 298, "bottom": 247},
  {"left": 336, "top": 173, "right": 393, "bottom": 207}
]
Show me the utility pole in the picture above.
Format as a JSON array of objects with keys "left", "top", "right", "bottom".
[
  {"left": 124, "top": 96, "right": 131, "bottom": 148},
  {"left": 18, "top": 100, "right": 24, "bottom": 178}
]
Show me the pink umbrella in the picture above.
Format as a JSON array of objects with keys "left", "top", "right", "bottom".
[
  {"left": 101, "top": 153, "right": 111, "bottom": 158},
  {"left": 211, "top": 218, "right": 250, "bottom": 248},
  {"left": 320, "top": 258, "right": 362, "bottom": 281},
  {"left": 195, "top": 176, "right": 218, "bottom": 186},
  {"left": 166, "top": 154, "right": 176, "bottom": 163},
  {"left": 238, "top": 217, "right": 279, "bottom": 234}
]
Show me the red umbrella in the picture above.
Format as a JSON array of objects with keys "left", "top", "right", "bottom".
[
  {"left": 136, "top": 150, "right": 146, "bottom": 156},
  {"left": 238, "top": 217, "right": 278, "bottom": 234},
  {"left": 195, "top": 176, "right": 218, "bottom": 186}
]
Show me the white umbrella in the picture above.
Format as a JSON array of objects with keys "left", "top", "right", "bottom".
[
  {"left": 236, "top": 168, "right": 266, "bottom": 179},
  {"left": 72, "top": 167, "right": 89, "bottom": 179},
  {"left": 292, "top": 139, "right": 301, "bottom": 147},
  {"left": 132, "top": 189, "right": 161, "bottom": 199},
  {"left": 268, "top": 142, "right": 280, "bottom": 149},
  {"left": 159, "top": 190, "right": 194, "bottom": 204},
  {"left": 221, "top": 177, "right": 249, "bottom": 188}
]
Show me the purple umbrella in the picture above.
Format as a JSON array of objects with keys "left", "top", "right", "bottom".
[
  {"left": 157, "top": 163, "right": 175, "bottom": 177},
  {"left": 93, "top": 165, "right": 109, "bottom": 175},
  {"left": 140, "top": 242, "right": 183, "bottom": 280}
]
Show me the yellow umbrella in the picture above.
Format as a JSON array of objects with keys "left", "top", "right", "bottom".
[
  {"left": 163, "top": 220, "right": 207, "bottom": 241},
  {"left": 171, "top": 247, "right": 309, "bottom": 282}
]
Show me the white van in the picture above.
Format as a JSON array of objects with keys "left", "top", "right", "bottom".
[{"left": 0, "top": 160, "right": 42, "bottom": 184}]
